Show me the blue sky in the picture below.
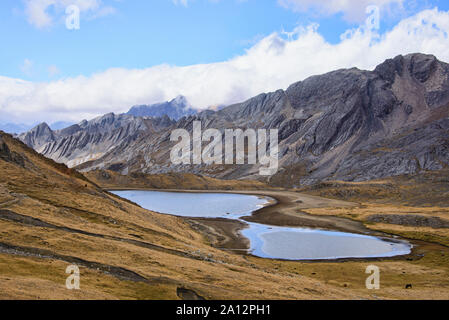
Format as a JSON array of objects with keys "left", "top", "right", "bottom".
[
  {"left": 1, "top": 0, "right": 447, "bottom": 81},
  {"left": 1, "top": 0, "right": 449, "bottom": 124}
]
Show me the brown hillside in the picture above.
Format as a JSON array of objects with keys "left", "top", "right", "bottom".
[
  {"left": 1, "top": 131, "right": 448, "bottom": 300},
  {"left": 0, "top": 131, "right": 361, "bottom": 299},
  {"left": 83, "top": 170, "right": 269, "bottom": 190}
]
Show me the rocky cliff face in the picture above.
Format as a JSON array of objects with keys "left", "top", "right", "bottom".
[
  {"left": 20, "top": 53, "right": 449, "bottom": 185},
  {"left": 18, "top": 113, "right": 174, "bottom": 168},
  {"left": 127, "top": 95, "right": 197, "bottom": 120}
]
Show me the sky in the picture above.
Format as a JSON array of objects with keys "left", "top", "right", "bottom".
[{"left": 1, "top": 0, "right": 449, "bottom": 125}]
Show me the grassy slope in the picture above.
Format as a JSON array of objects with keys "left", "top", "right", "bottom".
[
  {"left": 0, "top": 131, "right": 363, "bottom": 300},
  {"left": 1, "top": 131, "right": 448, "bottom": 299},
  {"left": 83, "top": 170, "right": 269, "bottom": 190},
  {"left": 296, "top": 171, "right": 449, "bottom": 298},
  {"left": 298, "top": 170, "right": 449, "bottom": 207},
  {"left": 297, "top": 171, "right": 449, "bottom": 247}
]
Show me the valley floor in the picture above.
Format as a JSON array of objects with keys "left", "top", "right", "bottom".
[
  {"left": 1, "top": 131, "right": 448, "bottom": 299},
  {"left": 3, "top": 186, "right": 447, "bottom": 299},
  {"left": 107, "top": 188, "right": 449, "bottom": 299}
]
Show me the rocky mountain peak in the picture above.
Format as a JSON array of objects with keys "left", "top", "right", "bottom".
[
  {"left": 127, "top": 96, "right": 197, "bottom": 120},
  {"left": 405, "top": 53, "right": 439, "bottom": 83},
  {"left": 374, "top": 53, "right": 441, "bottom": 84},
  {"left": 18, "top": 122, "right": 55, "bottom": 150},
  {"left": 171, "top": 95, "right": 189, "bottom": 106},
  {"left": 33, "top": 122, "right": 52, "bottom": 133},
  {"left": 17, "top": 53, "right": 449, "bottom": 185}
]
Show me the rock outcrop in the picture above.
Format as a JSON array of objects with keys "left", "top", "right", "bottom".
[
  {"left": 127, "top": 95, "right": 197, "bottom": 120},
  {"left": 18, "top": 113, "right": 174, "bottom": 168}
]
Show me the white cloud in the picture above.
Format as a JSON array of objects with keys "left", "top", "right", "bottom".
[
  {"left": 173, "top": 0, "right": 189, "bottom": 6},
  {"left": 48, "top": 65, "right": 60, "bottom": 77},
  {"left": 20, "top": 59, "right": 34, "bottom": 76},
  {"left": 2, "top": 8, "right": 449, "bottom": 124},
  {"left": 278, "top": 0, "right": 405, "bottom": 22},
  {"left": 172, "top": 0, "right": 229, "bottom": 7},
  {"left": 23, "top": 0, "right": 114, "bottom": 28}
]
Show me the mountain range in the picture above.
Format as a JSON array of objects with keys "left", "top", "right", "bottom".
[
  {"left": 18, "top": 113, "right": 174, "bottom": 169},
  {"left": 0, "top": 121, "right": 74, "bottom": 135},
  {"left": 18, "top": 53, "right": 449, "bottom": 186},
  {"left": 127, "top": 95, "right": 197, "bottom": 120}
]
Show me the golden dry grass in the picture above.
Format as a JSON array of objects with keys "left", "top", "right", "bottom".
[
  {"left": 1, "top": 131, "right": 449, "bottom": 300},
  {"left": 83, "top": 170, "right": 268, "bottom": 191}
]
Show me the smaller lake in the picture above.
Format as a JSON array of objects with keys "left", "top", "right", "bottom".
[
  {"left": 112, "top": 190, "right": 412, "bottom": 261},
  {"left": 242, "top": 223, "right": 411, "bottom": 260}
]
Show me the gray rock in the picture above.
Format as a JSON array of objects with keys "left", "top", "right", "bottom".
[
  {"left": 18, "top": 113, "right": 174, "bottom": 168},
  {"left": 18, "top": 53, "right": 449, "bottom": 185},
  {"left": 127, "top": 95, "right": 197, "bottom": 120}
]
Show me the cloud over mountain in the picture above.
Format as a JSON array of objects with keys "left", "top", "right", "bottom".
[{"left": 1, "top": 8, "right": 449, "bottom": 124}]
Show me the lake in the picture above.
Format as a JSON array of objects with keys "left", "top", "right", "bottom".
[{"left": 111, "top": 190, "right": 412, "bottom": 260}]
